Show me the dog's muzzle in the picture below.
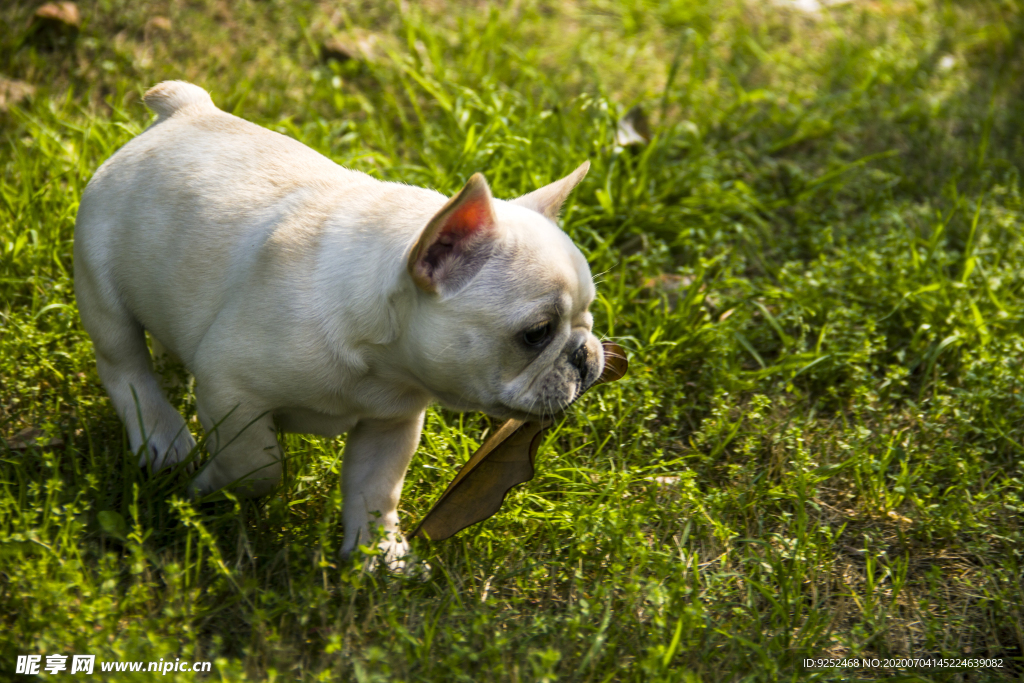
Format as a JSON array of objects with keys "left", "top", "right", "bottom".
[{"left": 569, "top": 343, "right": 589, "bottom": 384}]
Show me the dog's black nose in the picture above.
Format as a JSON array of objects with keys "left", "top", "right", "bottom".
[{"left": 570, "top": 343, "right": 589, "bottom": 384}]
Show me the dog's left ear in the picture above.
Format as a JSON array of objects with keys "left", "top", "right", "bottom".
[
  {"left": 409, "top": 173, "right": 498, "bottom": 295},
  {"left": 512, "top": 161, "right": 590, "bottom": 221}
]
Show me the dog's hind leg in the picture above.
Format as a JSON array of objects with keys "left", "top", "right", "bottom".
[
  {"left": 190, "top": 386, "right": 283, "bottom": 498},
  {"left": 75, "top": 269, "right": 196, "bottom": 471}
]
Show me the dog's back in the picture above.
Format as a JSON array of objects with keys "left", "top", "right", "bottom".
[{"left": 74, "top": 82, "right": 432, "bottom": 364}]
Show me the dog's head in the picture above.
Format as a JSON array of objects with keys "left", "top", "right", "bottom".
[{"left": 405, "top": 162, "right": 604, "bottom": 419}]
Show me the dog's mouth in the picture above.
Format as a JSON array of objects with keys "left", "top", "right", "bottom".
[
  {"left": 493, "top": 389, "right": 585, "bottom": 422},
  {"left": 471, "top": 343, "right": 624, "bottom": 422},
  {"left": 433, "top": 354, "right": 608, "bottom": 421},
  {"left": 493, "top": 360, "right": 607, "bottom": 421}
]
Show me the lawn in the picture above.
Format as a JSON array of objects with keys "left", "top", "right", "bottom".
[{"left": 2, "top": 0, "right": 1023, "bottom": 681}]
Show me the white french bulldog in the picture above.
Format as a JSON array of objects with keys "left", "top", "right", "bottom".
[{"left": 74, "top": 81, "right": 604, "bottom": 565}]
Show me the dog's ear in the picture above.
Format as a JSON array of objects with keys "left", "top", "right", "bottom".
[
  {"left": 511, "top": 161, "right": 590, "bottom": 221},
  {"left": 409, "top": 173, "right": 498, "bottom": 295}
]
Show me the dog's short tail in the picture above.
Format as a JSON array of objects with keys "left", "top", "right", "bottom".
[{"left": 143, "top": 81, "right": 216, "bottom": 120}]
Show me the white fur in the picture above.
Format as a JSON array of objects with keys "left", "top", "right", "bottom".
[{"left": 74, "top": 82, "right": 602, "bottom": 567}]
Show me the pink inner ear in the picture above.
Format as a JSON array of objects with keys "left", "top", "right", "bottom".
[
  {"left": 424, "top": 201, "right": 489, "bottom": 270},
  {"left": 410, "top": 173, "right": 497, "bottom": 292},
  {"left": 420, "top": 194, "right": 493, "bottom": 276},
  {"left": 445, "top": 199, "right": 491, "bottom": 239}
]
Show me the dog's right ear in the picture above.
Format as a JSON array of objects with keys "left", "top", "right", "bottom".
[{"left": 409, "top": 173, "right": 498, "bottom": 296}]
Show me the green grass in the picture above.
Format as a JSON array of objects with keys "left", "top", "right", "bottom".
[{"left": 2, "top": 0, "right": 1024, "bottom": 680}]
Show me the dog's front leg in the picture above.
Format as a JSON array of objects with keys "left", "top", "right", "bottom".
[{"left": 340, "top": 413, "right": 425, "bottom": 568}]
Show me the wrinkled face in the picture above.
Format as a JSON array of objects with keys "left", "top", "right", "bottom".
[{"left": 409, "top": 208, "right": 605, "bottom": 420}]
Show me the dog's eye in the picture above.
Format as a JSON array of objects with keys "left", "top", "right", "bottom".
[{"left": 522, "top": 322, "right": 553, "bottom": 348}]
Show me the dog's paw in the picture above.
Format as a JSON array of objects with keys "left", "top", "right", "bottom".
[
  {"left": 379, "top": 534, "right": 410, "bottom": 566},
  {"left": 392, "top": 553, "right": 431, "bottom": 580},
  {"left": 380, "top": 537, "right": 431, "bottom": 577},
  {"left": 344, "top": 536, "right": 429, "bottom": 578},
  {"left": 137, "top": 426, "right": 197, "bottom": 473}
]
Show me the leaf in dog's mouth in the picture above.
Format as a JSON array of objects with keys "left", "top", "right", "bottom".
[{"left": 410, "top": 341, "right": 628, "bottom": 542}]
